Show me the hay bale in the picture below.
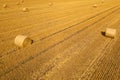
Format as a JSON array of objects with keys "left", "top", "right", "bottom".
[
  {"left": 21, "top": 0, "right": 24, "bottom": 3},
  {"left": 14, "top": 35, "right": 33, "bottom": 47},
  {"left": 105, "top": 28, "right": 116, "bottom": 38},
  {"left": 101, "top": 0, "right": 104, "bottom": 3},
  {"left": 49, "top": 2, "right": 53, "bottom": 6},
  {"left": 16, "top": 2, "right": 20, "bottom": 5},
  {"left": 3, "top": 4, "right": 7, "bottom": 8},
  {"left": 22, "top": 8, "right": 29, "bottom": 12},
  {"left": 93, "top": 4, "right": 97, "bottom": 8}
]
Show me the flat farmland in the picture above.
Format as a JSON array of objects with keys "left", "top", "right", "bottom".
[{"left": 0, "top": 0, "right": 120, "bottom": 80}]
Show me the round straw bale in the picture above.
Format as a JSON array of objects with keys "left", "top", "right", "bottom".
[
  {"left": 21, "top": 0, "right": 24, "bottom": 3},
  {"left": 105, "top": 28, "right": 116, "bottom": 38},
  {"left": 15, "top": 35, "right": 33, "bottom": 47},
  {"left": 16, "top": 2, "right": 20, "bottom": 5},
  {"left": 49, "top": 2, "right": 53, "bottom": 6},
  {"left": 101, "top": 0, "right": 104, "bottom": 3},
  {"left": 3, "top": 4, "right": 7, "bottom": 8},
  {"left": 22, "top": 8, "right": 29, "bottom": 12},
  {"left": 93, "top": 4, "right": 97, "bottom": 8}
]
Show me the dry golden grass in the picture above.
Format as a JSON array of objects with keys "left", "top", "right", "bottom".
[{"left": 0, "top": 0, "right": 120, "bottom": 80}]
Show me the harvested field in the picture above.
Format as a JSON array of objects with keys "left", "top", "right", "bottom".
[{"left": 0, "top": 0, "right": 120, "bottom": 80}]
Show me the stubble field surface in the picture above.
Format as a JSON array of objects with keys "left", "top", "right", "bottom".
[{"left": 0, "top": 0, "right": 120, "bottom": 80}]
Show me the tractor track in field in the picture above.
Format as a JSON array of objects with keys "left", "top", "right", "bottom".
[
  {"left": 1, "top": 4, "right": 120, "bottom": 58},
  {"left": 0, "top": 1, "right": 117, "bottom": 40},
  {"left": 80, "top": 37, "right": 120, "bottom": 80},
  {"left": 0, "top": 4, "right": 120, "bottom": 78},
  {"left": 1, "top": 0, "right": 120, "bottom": 79},
  {"left": 0, "top": 2, "right": 97, "bottom": 21},
  {"left": 80, "top": 39, "right": 113, "bottom": 80},
  {"left": 0, "top": 2, "right": 98, "bottom": 34},
  {"left": 38, "top": 7, "right": 120, "bottom": 79}
]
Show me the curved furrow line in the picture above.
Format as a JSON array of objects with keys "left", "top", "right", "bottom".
[
  {"left": 0, "top": 4, "right": 119, "bottom": 59},
  {"left": 0, "top": 5, "right": 120, "bottom": 77},
  {"left": 79, "top": 20, "right": 120, "bottom": 80},
  {"left": 0, "top": 2, "right": 95, "bottom": 21},
  {"left": 39, "top": 8, "right": 120, "bottom": 79},
  {"left": 0, "top": 3, "right": 96, "bottom": 36}
]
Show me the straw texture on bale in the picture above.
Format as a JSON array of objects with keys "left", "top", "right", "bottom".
[
  {"left": 105, "top": 28, "right": 116, "bottom": 38},
  {"left": 22, "top": 8, "right": 29, "bottom": 12},
  {"left": 16, "top": 2, "right": 20, "bottom": 5},
  {"left": 3, "top": 4, "right": 7, "bottom": 8},
  {"left": 49, "top": 2, "right": 53, "bottom": 6},
  {"left": 21, "top": 0, "right": 24, "bottom": 3},
  {"left": 93, "top": 4, "right": 97, "bottom": 8},
  {"left": 15, "top": 35, "right": 33, "bottom": 47},
  {"left": 101, "top": 0, "right": 105, "bottom": 3}
]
